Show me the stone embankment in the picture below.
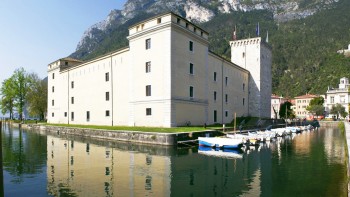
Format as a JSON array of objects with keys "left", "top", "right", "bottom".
[{"left": 12, "top": 123, "right": 222, "bottom": 146}]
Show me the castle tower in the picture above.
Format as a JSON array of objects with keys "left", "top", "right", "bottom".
[{"left": 230, "top": 37, "right": 272, "bottom": 118}]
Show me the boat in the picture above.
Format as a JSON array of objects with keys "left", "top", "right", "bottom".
[
  {"left": 285, "top": 126, "right": 301, "bottom": 133},
  {"left": 198, "top": 137, "right": 244, "bottom": 149},
  {"left": 198, "top": 146, "right": 243, "bottom": 158}
]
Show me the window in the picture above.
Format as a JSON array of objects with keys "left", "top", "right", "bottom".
[
  {"left": 52, "top": 73, "right": 55, "bottom": 79},
  {"left": 225, "top": 77, "right": 228, "bottom": 86},
  {"left": 157, "top": 18, "right": 161, "bottom": 24},
  {"left": 105, "top": 110, "right": 110, "bottom": 117},
  {"left": 106, "top": 92, "right": 110, "bottom": 101},
  {"left": 71, "top": 81, "right": 74, "bottom": 89},
  {"left": 52, "top": 86, "right": 54, "bottom": 92},
  {"left": 214, "top": 91, "right": 217, "bottom": 101},
  {"left": 201, "top": 31, "right": 203, "bottom": 37},
  {"left": 189, "top": 63, "right": 194, "bottom": 75},
  {"left": 189, "top": 41, "right": 193, "bottom": 52},
  {"left": 105, "top": 72, "right": 109, "bottom": 81},
  {"left": 225, "top": 111, "right": 228, "bottom": 117},
  {"left": 65, "top": 61, "right": 68, "bottom": 66},
  {"left": 214, "top": 110, "right": 217, "bottom": 123},
  {"left": 146, "top": 39, "right": 151, "bottom": 50},
  {"left": 146, "top": 108, "right": 152, "bottom": 116},
  {"left": 64, "top": 112, "right": 67, "bottom": 117},
  {"left": 177, "top": 18, "right": 181, "bottom": 24},
  {"left": 52, "top": 100, "right": 54, "bottom": 106},
  {"left": 225, "top": 94, "right": 228, "bottom": 103},
  {"left": 242, "top": 52, "right": 245, "bottom": 58},
  {"left": 146, "top": 85, "right": 151, "bottom": 96},
  {"left": 243, "top": 83, "right": 245, "bottom": 91},
  {"left": 243, "top": 98, "right": 245, "bottom": 106},
  {"left": 52, "top": 112, "right": 54, "bottom": 117},
  {"left": 86, "top": 111, "right": 90, "bottom": 122},
  {"left": 194, "top": 27, "right": 196, "bottom": 33},
  {"left": 190, "top": 86, "right": 194, "bottom": 98},
  {"left": 186, "top": 23, "right": 189, "bottom": 28},
  {"left": 71, "top": 97, "right": 74, "bottom": 104},
  {"left": 330, "top": 97, "right": 334, "bottom": 103},
  {"left": 71, "top": 112, "right": 74, "bottom": 121},
  {"left": 146, "top": 62, "right": 151, "bottom": 73},
  {"left": 214, "top": 72, "right": 217, "bottom": 81}
]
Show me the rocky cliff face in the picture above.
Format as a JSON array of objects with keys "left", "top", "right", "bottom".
[{"left": 72, "top": 0, "right": 338, "bottom": 58}]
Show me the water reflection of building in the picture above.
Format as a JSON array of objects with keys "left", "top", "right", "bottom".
[
  {"left": 323, "top": 128, "right": 345, "bottom": 164},
  {"left": 46, "top": 135, "right": 171, "bottom": 196},
  {"left": 46, "top": 134, "right": 274, "bottom": 196}
]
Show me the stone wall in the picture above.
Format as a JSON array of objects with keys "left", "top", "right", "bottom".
[{"left": 23, "top": 124, "right": 222, "bottom": 146}]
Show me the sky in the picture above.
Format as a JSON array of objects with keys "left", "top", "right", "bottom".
[{"left": 0, "top": 0, "right": 127, "bottom": 89}]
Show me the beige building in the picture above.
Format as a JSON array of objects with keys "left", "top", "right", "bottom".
[
  {"left": 294, "top": 94, "right": 318, "bottom": 118},
  {"left": 47, "top": 12, "right": 271, "bottom": 127}
]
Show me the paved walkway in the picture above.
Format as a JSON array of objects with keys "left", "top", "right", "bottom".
[{"left": 343, "top": 122, "right": 350, "bottom": 197}]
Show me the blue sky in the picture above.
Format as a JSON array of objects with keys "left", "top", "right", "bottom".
[{"left": 0, "top": 0, "right": 127, "bottom": 88}]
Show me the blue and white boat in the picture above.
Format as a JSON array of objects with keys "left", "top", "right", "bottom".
[{"left": 198, "top": 137, "right": 243, "bottom": 149}]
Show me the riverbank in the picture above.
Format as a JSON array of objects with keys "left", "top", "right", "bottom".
[{"left": 343, "top": 121, "right": 350, "bottom": 197}]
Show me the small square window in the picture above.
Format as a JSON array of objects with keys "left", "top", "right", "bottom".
[
  {"left": 105, "top": 72, "right": 109, "bottom": 81},
  {"left": 146, "top": 108, "right": 152, "bottom": 116},
  {"left": 146, "top": 85, "right": 151, "bottom": 96},
  {"left": 106, "top": 110, "right": 110, "bottom": 117},
  {"left": 189, "top": 63, "right": 194, "bottom": 75},
  {"left": 186, "top": 23, "right": 189, "bottom": 28},
  {"left": 146, "top": 39, "right": 151, "bottom": 50},
  {"left": 189, "top": 41, "right": 193, "bottom": 52},
  {"left": 65, "top": 61, "right": 68, "bottom": 66},
  {"left": 157, "top": 18, "right": 161, "bottom": 24},
  {"left": 146, "top": 62, "right": 151, "bottom": 73}
]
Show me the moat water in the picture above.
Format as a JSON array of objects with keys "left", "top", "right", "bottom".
[{"left": 0, "top": 124, "right": 348, "bottom": 197}]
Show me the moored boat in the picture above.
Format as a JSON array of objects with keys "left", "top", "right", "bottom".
[{"left": 198, "top": 137, "right": 244, "bottom": 149}]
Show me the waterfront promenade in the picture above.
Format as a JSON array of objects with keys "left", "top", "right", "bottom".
[{"left": 344, "top": 121, "right": 350, "bottom": 197}]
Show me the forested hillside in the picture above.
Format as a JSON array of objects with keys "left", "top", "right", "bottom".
[{"left": 70, "top": 0, "right": 350, "bottom": 97}]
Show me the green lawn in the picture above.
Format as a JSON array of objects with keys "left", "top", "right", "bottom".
[{"left": 44, "top": 123, "right": 224, "bottom": 133}]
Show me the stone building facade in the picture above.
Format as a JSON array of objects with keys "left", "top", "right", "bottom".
[{"left": 47, "top": 12, "right": 271, "bottom": 127}]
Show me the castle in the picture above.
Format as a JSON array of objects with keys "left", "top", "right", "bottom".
[{"left": 47, "top": 12, "right": 271, "bottom": 127}]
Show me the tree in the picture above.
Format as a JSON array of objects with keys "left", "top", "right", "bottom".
[
  {"left": 279, "top": 101, "right": 295, "bottom": 119},
  {"left": 330, "top": 103, "right": 348, "bottom": 119},
  {"left": 11, "top": 68, "right": 31, "bottom": 120},
  {"left": 0, "top": 77, "right": 16, "bottom": 119},
  {"left": 306, "top": 97, "right": 325, "bottom": 116},
  {"left": 26, "top": 74, "right": 47, "bottom": 120}
]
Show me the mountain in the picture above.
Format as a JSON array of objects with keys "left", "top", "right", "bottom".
[{"left": 69, "top": 0, "right": 350, "bottom": 97}]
